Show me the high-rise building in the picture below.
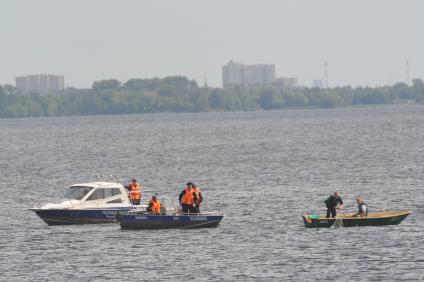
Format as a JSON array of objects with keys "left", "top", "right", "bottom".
[
  {"left": 222, "top": 60, "right": 276, "bottom": 88},
  {"left": 15, "top": 74, "right": 65, "bottom": 94}
]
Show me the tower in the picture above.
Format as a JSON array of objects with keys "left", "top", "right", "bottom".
[
  {"left": 324, "top": 61, "right": 329, "bottom": 88},
  {"left": 406, "top": 60, "right": 410, "bottom": 85}
]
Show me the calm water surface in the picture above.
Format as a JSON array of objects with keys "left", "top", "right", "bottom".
[{"left": 1, "top": 106, "right": 424, "bottom": 281}]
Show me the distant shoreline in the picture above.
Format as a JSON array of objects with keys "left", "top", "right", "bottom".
[
  {"left": 0, "top": 103, "right": 422, "bottom": 121},
  {"left": 1, "top": 76, "right": 424, "bottom": 119}
]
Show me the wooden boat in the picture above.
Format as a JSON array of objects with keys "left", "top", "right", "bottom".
[
  {"left": 117, "top": 211, "right": 224, "bottom": 230},
  {"left": 302, "top": 210, "right": 411, "bottom": 228}
]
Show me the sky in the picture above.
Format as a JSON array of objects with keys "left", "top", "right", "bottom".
[{"left": 1, "top": 0, "right": 423, "bottom": 88}]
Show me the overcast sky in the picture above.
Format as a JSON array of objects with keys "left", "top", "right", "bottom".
[{"left": 1, "top": 0, "right": 423, "bottom": 88}]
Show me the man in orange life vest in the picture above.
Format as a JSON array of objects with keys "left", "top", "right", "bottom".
[
  {"left": 147, "top": 195, "right": 161, "bottom": 214},
  {"left": 179, "top": 182, "right": 197, "bottom": 213},
  {"left": 192, "top": 184, "right": 203, "bottom": 213},
  {"left": 126, "top": 179, "right": 141, "bottom": 205}
]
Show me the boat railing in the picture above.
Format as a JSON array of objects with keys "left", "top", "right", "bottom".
[
  {"left": 121, "top": 198, "right": 224, "bottom": 216},
  {"left": 218, "top": 202, "right": 224, "bottom": 215}
]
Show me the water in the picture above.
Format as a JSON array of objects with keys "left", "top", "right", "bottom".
[{"left": 1, "top": 106, "right": 424, "bottom": 281}]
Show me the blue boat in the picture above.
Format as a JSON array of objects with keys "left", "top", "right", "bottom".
[
  {"left": 31, "top": 181, "right": 145, "bottom": 226},
  {"left": 32, "top": 207, "right": 134, "bottom": 225},
  {"left": 118, "top": 211, "right": 224, "bottom": 229}
]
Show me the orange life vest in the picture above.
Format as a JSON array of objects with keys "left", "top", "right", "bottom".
[
  {"left": 128, "top": 183, "right": 141, "bottom": 201},
  {"left": 130, "top": 189, "right": 141, "bottom": 201},
  {"left": 129, "top": 183, "right": 140, "bottom": 191},
  {"left": 149, "top": 199, "right": 161, "bottom": 214},
  {"left": 181, "top": 188, "right": 194, "bottom": 205}
]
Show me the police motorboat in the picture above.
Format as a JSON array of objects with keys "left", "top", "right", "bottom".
[{"left": 31, "top": 181, "right": 146, "bottom": 226}]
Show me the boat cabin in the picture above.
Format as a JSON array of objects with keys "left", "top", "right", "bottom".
[
  {"left": 66, "top": 182, "right": 131, "bottom": 207},
  {"left": 40, "top": 182, "right": 132, "bottom": 209}
]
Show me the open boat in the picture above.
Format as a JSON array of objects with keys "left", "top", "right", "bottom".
[
  {"left": 302, "top": 210, "right": 411, "bottom": 228},
  {"left": 118, "top": 211, "right": 223, "bottom": 229},
  {"left": 30, "top": 181, "right": 145, "bottom": 226},
  {"left": 117, "top": 201, "right": 224, "bottom": 229}
]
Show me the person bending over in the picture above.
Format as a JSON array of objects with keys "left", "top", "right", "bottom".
[{"left": 324, "top": 192, "right": 343, "bottom": 218}]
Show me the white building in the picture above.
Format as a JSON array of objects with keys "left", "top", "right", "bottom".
[
  {"left": 223, "top": 60, "right": 276, "bottom": 88},
  {"left": 16, "top": 74, "right": 65, "bottom": 94}
]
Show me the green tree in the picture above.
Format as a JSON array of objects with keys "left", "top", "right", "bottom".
[
  {"left": 284, "top": 91, "right": 308, "bottom": 107},
  {"left": 209, "top": 90, "right": 225, "bottom": 109},
  {"left": 3, "top": 84, "right": 16, "bottom": 95},
  {"left": 391, "top": 82, "right": 413, "bottom": 100},
  {"left": 192, "top": 91, "right": 209, "bottom": 112},
  {"left": 412, "top": 79, "right": 424, "bottom": 102},
  {"left": 259, "top": 89, "right": 277, "bottom": 110},
  {"left": 163, "top": 76, "right": 192, "bottom": 88},
  {"left": 92, "top": 79, "right": 121, "bottom": 90}
]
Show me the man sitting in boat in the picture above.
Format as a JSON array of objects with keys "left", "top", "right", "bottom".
[
  {"left": 126, "top": 179, "right": 141, "bottom": 205},
  {"left": 146, "top": 195, "right": 161, "bottom": 214},
  {"left": 353, "top": 197, "right": 368, "bottom": 217},
  {"left": 324, "top": 192, "right": 344, "bottom": 218},
  {"left": 192, "top": 184, "right": 203, "bottom": 213},
  {"left": 179, "top": 182, "right": 197, "bottom": 213}
]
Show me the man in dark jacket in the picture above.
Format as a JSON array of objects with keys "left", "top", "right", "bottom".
[{"left": 325, "top": 192, "right": 344, "bottom": 218}]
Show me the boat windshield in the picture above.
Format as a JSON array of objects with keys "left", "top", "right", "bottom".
[{"left": 65, "top": 186, "right": 93, "bottom": 200}]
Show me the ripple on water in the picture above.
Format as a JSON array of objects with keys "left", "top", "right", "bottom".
[{"left": 1, "top": 106, "right": 424, "bottom": 281}]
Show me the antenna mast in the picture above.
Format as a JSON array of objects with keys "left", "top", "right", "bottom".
[
  {"left": 406, "top": 60, "right": 410, "bottom": 85},
  {"left": 324, "top": 61, "right": 329, "bottom": 88}
]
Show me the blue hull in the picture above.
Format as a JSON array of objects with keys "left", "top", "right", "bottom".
[
  {"left": 32, "top": 208, "right": 132, "bottom": 226},
  {"left": 118, "top": 213, "right": 224, "bottom": 229}
]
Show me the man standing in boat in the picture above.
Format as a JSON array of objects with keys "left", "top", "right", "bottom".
[
  {"left": 126, "top": 179, "right": 141, "bottom": 205},
  {"left": 179, "top": 182, "right": 196, "bottom": 213},
  {"left": 353, "top": 197, "right": 368, "bottom": 217},
  {"left": 324, "top": 192, "right": 343, "bottom": 218}
]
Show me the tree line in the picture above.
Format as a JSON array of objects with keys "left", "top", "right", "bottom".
[{"left": 1, "top": 76, "right": 424, "bottom": 118}]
